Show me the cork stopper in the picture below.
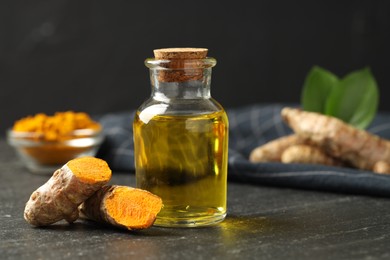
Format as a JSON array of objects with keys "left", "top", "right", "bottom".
[
  {"left": 154, "top": 48, "right": 208, "bottom": 60},
  {"left": 152, "top": 48, "right": 209, "bottom": 82}
]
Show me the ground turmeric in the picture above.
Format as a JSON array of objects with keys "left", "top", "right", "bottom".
[
  {"left": 281, "top": 107, "right": 390, "bottom": 171},
  {"left": 24, "top": 157, "right": 112, "bottom": 226},
  {"left": 80, "top": 185, "right": 163, "bottom": 230},
  {"left": 13, "top": 111, "right": 101, "bottom": 141},
  {"left": 11, "top": 111, "right": 102, "bottom": 166}
]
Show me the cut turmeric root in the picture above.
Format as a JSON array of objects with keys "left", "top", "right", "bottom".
[
  {"left": 79, "top": 185, "right": 163, "bottom": 230},
  {"left": 281, "top": 107, "right": 390, "bottom": 170},
  {"left": 24, "top": 157, "right": 112, "bottom": 226}
]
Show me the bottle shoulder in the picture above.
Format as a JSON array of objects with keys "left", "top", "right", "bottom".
[{"left": 137, "top": 97, "right": 226, "bottom": 116}]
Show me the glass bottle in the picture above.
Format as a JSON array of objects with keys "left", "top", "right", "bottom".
[{"left": 133, "top": 48, "right": 229, "bottom": 227}]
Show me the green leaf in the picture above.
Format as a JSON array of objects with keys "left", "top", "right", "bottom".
[
  {"left": 301, "top": 66, "right": 339, "bottom": 113},
  {"left": 325, "top": 68, "right": 379, "bottom": 129}
]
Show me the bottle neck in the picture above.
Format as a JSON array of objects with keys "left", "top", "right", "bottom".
[{"left": 149, "top": 68, "right": 212, "bottom": 101}]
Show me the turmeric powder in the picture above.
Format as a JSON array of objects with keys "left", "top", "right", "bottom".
[
  {"left": 11, "top": 111, "right": 102, "bottom": 166},
  {"left": 80, "top": 185, "right": 163, "bottom": 230},
  {"left": 281, "top": 107, "right": 390, "bottom": 170},
  {"left": 24, "top": 157, "right": 112, "bottom": 226},
  {"left": 13, "top": 111, "right": 101, "bottom": 141}
]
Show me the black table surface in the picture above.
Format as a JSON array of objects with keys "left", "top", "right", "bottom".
[{"left": 1, "top": 139, "right": 390, "bottom": 260}]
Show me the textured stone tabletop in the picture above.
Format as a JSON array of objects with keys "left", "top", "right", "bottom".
[{"left": 1, "top": 139, "right": 390, "bottom": 260}]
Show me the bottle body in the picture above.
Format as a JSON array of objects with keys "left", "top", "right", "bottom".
[
  {"left": 134, "top": 105, "right": 228, "bottom": 227},
  {"left": 133, "top": 52, "right": 228, "bottom": 227}
]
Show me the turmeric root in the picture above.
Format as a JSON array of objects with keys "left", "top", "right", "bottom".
[
  {"left": 281, "top": 144, "right": 345, "bottom": 166},
  {"left": 373, "top": 161, "right": 390, "bottom": 174},
  {"left": 79, "top": 185, "right": 163, "bottom": 230},
  {"left": 24, "top": 157, "right": 112, "bottom": 226},
  {"left": 249, "top": 135, "right": 307, "bottom": 162},
  {"left": 281, "top": 107, "right": 390, "bottom": 170}
]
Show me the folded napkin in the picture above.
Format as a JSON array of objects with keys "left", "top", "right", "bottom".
[{"left": 97, "top": 104, "right": 390, "bottom": 197}]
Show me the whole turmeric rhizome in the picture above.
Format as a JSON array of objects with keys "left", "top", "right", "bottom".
[
  {"left": 249, "top": 108, "right": 390, "bottom": 174},
  {"left": 24, "top": 157, "right": 163, "bottom": 230}
]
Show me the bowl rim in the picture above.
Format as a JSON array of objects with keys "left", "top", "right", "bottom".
[{"left": 6, "top": 127, "right": 104, "bottom": 146}]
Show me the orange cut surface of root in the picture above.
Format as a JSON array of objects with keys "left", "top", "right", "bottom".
[
  {"left": 68, "top": 157, "right": 112, "bottom": 184},
  {"left": 105, "top": 186, "right": 163, "bottom": 229},
  {"left": 80, "top": 185, "right": 163, "bottom": 230}
]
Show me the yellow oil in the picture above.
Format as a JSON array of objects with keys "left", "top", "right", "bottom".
[{"left": 133, "top": 110, "right": 228, "bottom": 227}]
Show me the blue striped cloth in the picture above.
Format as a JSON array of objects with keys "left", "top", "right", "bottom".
[{"left": 97, "top": 104, "right": 390, "bottom": 197}]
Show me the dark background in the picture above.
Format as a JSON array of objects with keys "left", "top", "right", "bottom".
[{"left": 1, "top": 0, "right": 389, "bottom": 135}]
